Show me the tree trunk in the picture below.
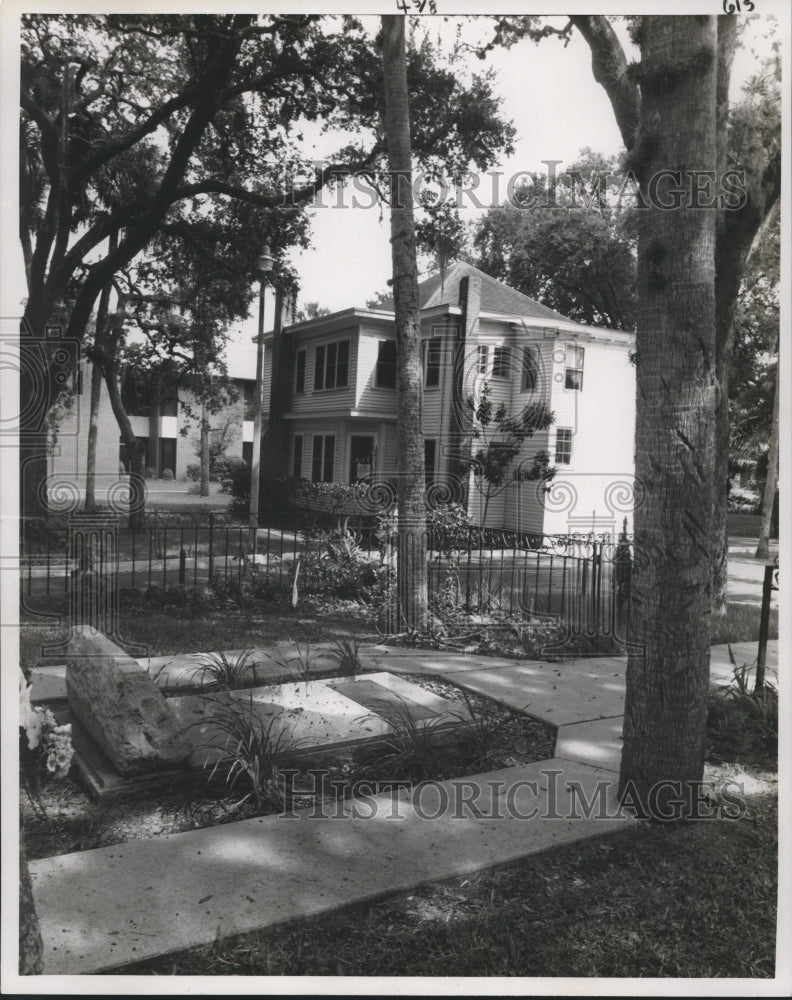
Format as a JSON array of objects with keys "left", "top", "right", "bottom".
[
  {"left": 381, "top": 14, "right": 428, "bottom": 631},
  {"left": 19, "top": 835, "right": 44, "bottom": 974},
  {"left": 85, "top": 238, "right": 116, "bottom": 511},
  {"left": 101, "top": 307, "right": 146, "bottom": 530},
  {"left": 755, "top": 370, "right": 778, "bottom": 560},
  {"left": 84, "top": 362, "right": 104, "bottom": 512},
  {"left": 200, "top": 401, "right": 210, "bottom": 497},
  {"left": 618, "top": 16, "right": 719, "bottom": 816},
  {"left": 147, "top": 372, "right": 162, "bottom": 478}
]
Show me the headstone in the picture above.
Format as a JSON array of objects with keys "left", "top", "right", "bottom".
[{"left": 66, "top": 627, "right": 191, "bottom": 775}]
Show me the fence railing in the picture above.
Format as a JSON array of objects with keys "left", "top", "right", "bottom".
[{"left": 20, "top": 515, "right": 632, "bottom": 640}]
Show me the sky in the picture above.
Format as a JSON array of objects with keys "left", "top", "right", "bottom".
[
  {"left": 0, "top": 9, "right": 778, "bottom": 374},
  {"left": 225, "top": 12, "right": 775, "bottom": 371}
]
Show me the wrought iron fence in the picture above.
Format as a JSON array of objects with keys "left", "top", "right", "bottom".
[{"left": 20, "top": 514, "right": 632, "bottom": 640}]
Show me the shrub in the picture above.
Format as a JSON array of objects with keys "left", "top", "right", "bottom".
[
  {"left": 186, "top": 463, "right": 201, "bottom": 482},
  {"left": 220, "top": 456, "right": 251, "bottom": 515},
  {"left": 299, "top": 541, "right": 390, "bottom": 602},
  {"left": 162, "top": 468, "right": 174, "bottom": 481},
  {"left": 426, "top": 502, "right": 474, "bottom": 558},
  {"left": 146, "top": 466, "right": 158, "bottom": 479}
]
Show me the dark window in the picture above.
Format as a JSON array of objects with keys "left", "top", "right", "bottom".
[
  {"left": 120, "top": 372, "right": 149, "bottom": 417},
  {"left": 241, "top": 380, "right": 256, "bottom": 420},
  {"left": 295, "top": 350, "right": 306, "bottom": 394},
  {"left": 424, "top": 438, "right": 437, "bottom": 487},
  {"left": 565, "top": 344, "right": 584, "bottom": 390},
  {"left": 424, "top": 338, "right": 441, "bottom": 388},
  {"left": 314, "top": 345, "right": 325, "bottom": 390},
  {"left": 349, "top": 435, "right": 375, "bottom": 483},
  {"left": 292, "top": 435, "right": 304, "bottom": 478},
  {"left": 311, "top": 434, "right": 335, "bottom": 482},
  {"left": 375, "top": 340, "right": 397, "bottom": 389},
  {"left": 314, "top": 340, "right": 350, "bottom": 390},
  {"left": 74, "top": 365, "right": 84, "bottom": 396},
  {"left": 492, "top": 346, "right": 510, "bottom": 378},
  {"left": 159, "top": 437, "right": 177, "bottom": 476},
  {"left": 242, "top": 441, "right": 253, "bottom": 465},
  {"left": 522, "top": 346, "right": 538, "bottom": 391},
  {"left": 160, "top": 395, "right": 178, "bottom": 418},
  {"left": 477, "top": 345, "right": 488, "bottom": 374},
  {"left": 555, "top": 428, "right": 573, "bottom": 465}
]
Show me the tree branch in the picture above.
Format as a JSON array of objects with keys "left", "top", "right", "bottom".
[{"left": 570, "top": 15, "right": 640, "bottom": 152}]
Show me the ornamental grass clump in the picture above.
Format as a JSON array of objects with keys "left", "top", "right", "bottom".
[
  {"left": 353, "top": 700, "right": 453, "bottom": 783},
  {"left": 192, "top": 648, "right": 260, "bottom": 691},
  {"left": 193, "top": 695, "right": 304, "bottom": 812},
  {"left": 326, "top": 638, "right": 363, "bottom": 677}
]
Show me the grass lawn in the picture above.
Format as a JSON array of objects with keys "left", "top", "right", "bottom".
[{"left": 710, "top": 601, "right": 778, "bottom": 647}]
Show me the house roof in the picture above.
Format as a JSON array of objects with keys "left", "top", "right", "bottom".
[{"left": 378, "top": 261, "right": 570, "bottom": 324}]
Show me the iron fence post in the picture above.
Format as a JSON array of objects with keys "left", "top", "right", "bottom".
[{"left": 756, "top": 562, "right": 775, "bottom": 693}]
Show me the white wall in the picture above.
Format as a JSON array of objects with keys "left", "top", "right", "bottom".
[{"left": 540, "top": 338, "right": 636, "bottom": 540}]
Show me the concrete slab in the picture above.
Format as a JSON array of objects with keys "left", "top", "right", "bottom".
[
  {"left": 555, "top": 717, "right": 625, "bottom": 773},
  {"left": 27, "top": 665, "right": 68, "bottom": 702},
  {"left": 139, "top": 642, "right": 342, "bottom": 691},
  {"left": 30, "top": 758, "right": 632, "bottom": 975},
  {"left": 359, "top": 645, "right": 525, "bottom": 674},
  {"left": 443, "top": 657, "right": 627, "bottom": 727}
]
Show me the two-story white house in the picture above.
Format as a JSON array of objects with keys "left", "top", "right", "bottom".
[
  {"left": 48, "top": 262, "right": 636, "bottom": 537},
  {"left": 260, "top": 261, "right": 637, "bottom": 538}
]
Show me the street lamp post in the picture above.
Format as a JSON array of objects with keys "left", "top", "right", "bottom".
[{"left": 249, "top": 245, "right": 274, "bottom": 551}]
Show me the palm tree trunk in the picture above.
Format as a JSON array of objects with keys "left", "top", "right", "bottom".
[
  {"left": 381, "top": 14, "right": 428, "bottom": 630},
  {"left": 200, "top": 401, "right": 210, "bottom": 497},
  {"left": 619, "top": 16, "right": 719, "bottom": 815},
  {"left": 755, "top": 370, "right": 778, "bottom": 560}
]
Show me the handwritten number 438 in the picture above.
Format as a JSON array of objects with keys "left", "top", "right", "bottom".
[{"left": 723, "top": 0, "right": 756, "bottom": 11}]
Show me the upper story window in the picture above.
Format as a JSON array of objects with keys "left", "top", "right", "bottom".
[
  {"left": 492, "top": 345, "right": 510, "bottom": 379},
  {"left": 476, "top": 345, "right": 489, "bottom": 374},
  {"left": 424, "top": 338, "right": 441, "bottom": 388},
  {"left": 314, "top": 339, "right": 350, "bottom": 391},
  {"left": 375, "top": 339, "right": 397, "bottom": 389},
  {"left": 295, "top": 349, "right": 306, "bottom": 394},
  {"left": 565, "top": 344, "right": 584, "bottom": 390},
  {"left": 555, "top": 428, "right": 573, "bottom": 465},
  {"left": 522, "top": 346, "right": 539, "bottom": 391},
  {"left": 120, "top": 371, "right": 149, "bottom": 417}
]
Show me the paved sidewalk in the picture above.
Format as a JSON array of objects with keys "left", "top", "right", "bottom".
[
  {"left": 28, "top": 638, "right": 778, "bottom": 975},
  {"left": 31, "top": 759, "right": 627, "bottom": 975}
]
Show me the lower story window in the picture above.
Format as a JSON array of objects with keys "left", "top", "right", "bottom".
[
  {"left": 555, "top": 428, "right": 573, "bottom": 465},
  {"left": 311, "top": 434, "right": 335, "bottom": 482},
  {"left": 292, "top": 434, "right": 304, "bottom": 479},
  {"left": 424, "top": 438, "right": 437, "bottom": 487}
]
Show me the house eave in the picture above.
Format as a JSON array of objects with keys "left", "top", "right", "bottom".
[{"left": 283, "top": 410, "right": 397, "bottom": 421}]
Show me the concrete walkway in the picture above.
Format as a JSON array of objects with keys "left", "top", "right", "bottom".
[{"left": 28, "top": 637, "right": 778, "bottom": 975}]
